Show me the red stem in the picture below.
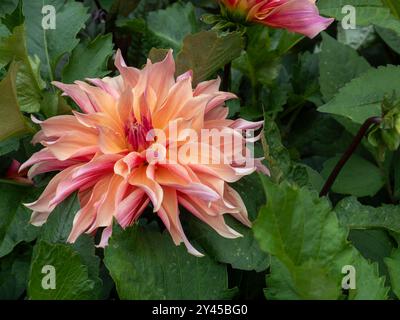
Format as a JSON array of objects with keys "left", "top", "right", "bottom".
[{"left": 319, "top": 116, "right": 382, "bottom": 197}]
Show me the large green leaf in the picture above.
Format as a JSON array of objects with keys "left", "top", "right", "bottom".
[
  {"left": 0, "top": 62, "right": 32, "bottom": 142},
  {"left": 23, "top": 0, "right": 89, "bottom": 80},
  {"left": 146, "top": 2, "right": 200, "bottom": 52},
  {"left": 319, "top": 32, "right": 370, "bottom": 102},
  {"left": 318, "top": 66, "right": 400, "bottom": 124},
  {"left": 320, "top": 154, "right": 385, "bottom": 197},
  {"left": 253, "top": 177, "right": 388, "bottom": 299},
  {"left": 176, "top": 30, "right": 244, "bottom": 85},
  {"left": 385, "top": 249, "right": 400, "bottom": 298},
  {"left": 104, "top": 225, "right": 236, "bottom": 300},
  {"left": 62, "top": 34, "right": 114, "bottom": 83},
  {"left": 335, "top": 196, "right": 400, "bottom": 233},
  {"left": 28, "top": 241, "right": 98, "bottom": 300},
  {"left": 318, "top": 0, "right": 400, "bottom": 36},
  {"left": 36, "top": 193, "right": 102, "bottom": 297}
]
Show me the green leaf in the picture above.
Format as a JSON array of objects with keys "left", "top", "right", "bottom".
[
  {"left": 262, "top": 116, "right": 308, "bottom": 185},
  {"left": 348, "top": 229, "right": 393, "bottom": 281},
  {"left": 376, "top": 26, "right": 400, "bottom": 55},
  {"left": 0, "top": 183, "right": 42, "bottom": 257},
  {"left": 335, "top": 196, "right": 400, "bottom": 233},
  {"left": 321, "top": 154, "right": 385, "bottom": 197},
  {"left": 337, "top": 25, "right": 375, "bottom": 50},
  {"left": 23, "top": 0, "right": 89, "bottom": 80},
  {"left": 36, "top": 193, "right": 103, "bottom": 298},
  {"left": 39, "top": 193, "right": 81, "bottom": 243},
  {"left": 382, "top": 0, "right": 400, "bottom": 18},
  {"left": 62, "top": 34, "right": 114, "bottom": 84},
  {"left": 1, "top": 0, "right": 24, "bottom": 31},
  {"left": 104, "top": 225, "right": 236, "bottom": 300},
  {"left": 233, "top": 26, "right": 281, "bottom": 87},
  {"left": 0, "top": 0, "right": 19, "bottom": 18},
  {"left": 146, "top": 2, "right": 200, "bottom": 52},
  {"left": 0, "top": 25, "right": 46, "bottom": 113},
  {"left": 254, "top": 177, "right": 389, "bottom": 299},
  {"left": 319, "top": 0, "right": 400, "bottom": 37},
  {"left": 319, "top": 32, "right": 370, "bottom": 102},
  {"left": 340, "top": 248, "right": 390, "bottom": 300},
  {"left": 385, "top": 249, "right": 400, "bottom": 298},
  {"left": 185, "top": 215, "right": 269, "bottom": 272},
  {"left": 28, "top": 241, "right": 98, "bottom": 300},
  {"left": 253, "top": 179, "right": 348, "bottom": 299},
  {"left": 176, "top": 30, "right": 244, "bottom": 85},
  {"left": 0, "top": 136, "right": 20, "bottom": 156},
  {"left": 319, "top": 66, "right": 400, "bottom": 124},
  {"left": 0, "top": 62, "right": 32, "bottom": 142},
  {"left": 0, "top": 245, "right": 31, "bottom": 299}
]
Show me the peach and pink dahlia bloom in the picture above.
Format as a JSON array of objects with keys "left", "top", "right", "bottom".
[
  {"left": 20, "top": 50, "right": 267, "bottom": 256},
  {"left": 220, "top": 0, "right": 334, "bottom": 39}
]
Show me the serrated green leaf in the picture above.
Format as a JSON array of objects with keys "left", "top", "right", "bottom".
[
  {"left": 335, "top": 196, "right": 400, "bottom": 233},
  {"left": 147, "top": 2, "right": 200, "bottom": 52},
  {"left": 28, "top": 241, "right": 97, "bottom": 300},
  {"left": 62, "top": 34, "right": 114, "bottom": 84},
  {"left": 23, "top": 0, "right": 89, "bottom": 80},
  {"left": 254, "top": 177, "right": 389, "bottom": 300},
  {"left": 319, "top": 32, "right": 370, "bottom": 102},
  {"left": 318, "top": 66, "right": 400, "bottom": 124},
  {"left": 336, "top": 248, "right": 390, "bottom": 300},
  {"left": 321, "top": 154, "right": 385, "bottom": 197},
  {"left": 104, "top": 225, "right": 236, "bottom": 300},
  {"left": 176, "top": 30, "right": 244, "bottom": 85}
]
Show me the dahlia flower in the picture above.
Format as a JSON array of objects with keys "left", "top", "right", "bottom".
[
  {"left": 20, "top": 50, "right": 267, "bottom": 256},
  {"left": 220, "top": 0, "right": 334, "bottom": 38}
]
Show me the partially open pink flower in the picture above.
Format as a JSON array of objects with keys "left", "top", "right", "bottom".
[
  {"left": 220, "top": 0, "right": 334, "bottom": 38},
  {"left": 21, "top": 50, "right": 268, "bottom": 256}
]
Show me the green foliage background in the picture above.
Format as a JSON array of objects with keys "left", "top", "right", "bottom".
[{"left": 1, "top": 0, "right": 400, "bottom": 300}]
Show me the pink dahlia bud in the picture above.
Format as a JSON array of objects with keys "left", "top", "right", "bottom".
[
  {"left": 21, "top": 49, "right": 269, "bottom": 255},
  {"left": 220, "top": 0, "right": 334, "bottom": 39},
  {"left": 6, "top": 159, "right": 32, "bottom": 185}
]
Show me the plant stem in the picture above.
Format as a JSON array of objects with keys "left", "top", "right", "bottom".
[
  {"left": 222, "top": 62, "right": 231, "bottom": 92},
  {"left": 319, "top": 116, "right": 382, "bottom": 197}
]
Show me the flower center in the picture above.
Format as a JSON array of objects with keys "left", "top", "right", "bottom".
[{"left": 125, "top": 115, "right": 154, "bottom": 152}]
